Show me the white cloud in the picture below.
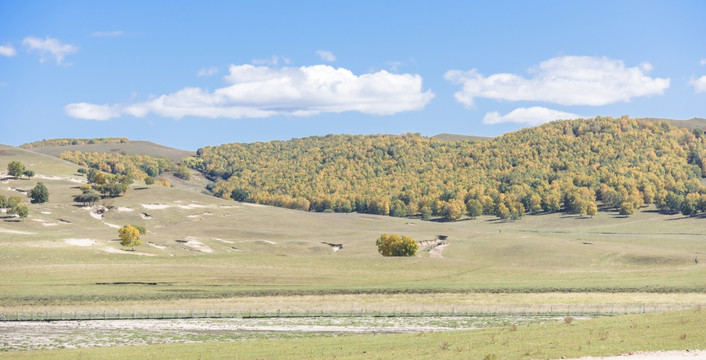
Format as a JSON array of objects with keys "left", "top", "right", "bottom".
[
  {"left": 692, "top": 76, "right": 706, "bottom": 93},
  {"left": 65, "top": 103, "right": 122, "bottom": 121},
  {"left": 482, "top": 107, "right": 584, "bottom": 125},
  {"left": 0, "top": 44, "right": 16, "bottom": 57},
  {"left": 65, "top": 64, "right": 434, "bottom": 120},
  {"left": 251, "top": 55, "right": 291, "bottom": 66},
  {"left": 316, "top": 50, "right": 336, "bottom": 62},
  {"left": 22, "top": 36, "right": 77, "bottom": 65},
  {"left": 91, "top": 30, "right": 125, "bottom": 37},
  {"left": 445, "top": 56, "right": 670, "bottom": 107},
  {"left": 197, "top": 66, "right": 219, "bottom": 77}
]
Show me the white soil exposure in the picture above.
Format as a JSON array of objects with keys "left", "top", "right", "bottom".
[
  {"left": 140, "top": 213, "right": 154, "bottom": 219},
  {"left": 179, "top": 204, "right": 206, "bottom": 209},
  {"left": 212, "top": 238, "right": 234, "bottom": 244},
  {"left": 147, "top": 242, "right": 167, "bottom": 249},
  {"left": 87, "top": 207, "right": 105, "bottom": 220},
  {"left": 40, "top": 211, "right": 51, "bottom": 215},
  {"left": 0, "top": 228, "right": 35, "bottom": 235},
  {"left": 34, "top": 174, "right": 63, "bottom": 181},
  {"left": 0, "top": 316, "right": 559, "bottom": 351},
  {"left": 102, "top": 247, "right": 154, "bottom": 256},
  {"left": 103, "top": 222, "right": 121, "bottom": 229},
  {"left": 116, "top": 207, "right": 134, "bottom": 212},
  {"left": 142, "top": 203, "right": 171, "bottom": 210},
  {"left": 64, "top": 238, "right": 97, "bottom": 247},
  {"left": 258, "top": 240, "right": 277, "bottom": 245},
  {"left": 31, "top": 219, "right": 57, "bottom": 227},
  {"left": 178, "top": 237, "right": 214, "bottom": 253},
  {"left": 429, "top": 243, "right": 449, "bottom": 258},
  {"left": 7, "top": 187, "right": 28, "bottom": 194},
  {"left": 242, "top": 202, "right": 264, "bottom": 207}
]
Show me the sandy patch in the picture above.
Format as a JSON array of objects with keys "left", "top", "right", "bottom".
[
  {"left": 142, "top": 204, "right": 170, "bottom": 210},
  {"left": 242, "top": 202, "right": 264, "bottom": 207},
  {"left": 179, "top": 204, "right": 206, "bottom": 210},
  {"left": 0, "top": 228, "right": 35, "bottom": 235},
  {"left": 258, "top": 240, "right": 276, "bottom": 245},
  {"left": 64, "top": 238, "right": 97, "bottom": 247},
  {"left": 429, "top": 243, "right": 449, "bottom": 258},
  {"left": 147, "top": 242, "right": 166, "bottom": 250},
  {"left": 177, "top": 238, "right": 214, "bottom": 253},
  {"left": 187, "top": 214, "right": 200, "bottom": 218},
  {"left": 68, "top": 178, "right": 85, "bottom": 184},
  {"left": 102, "top": 246, "right": 154, "bottom": 256},
  {"left": 88, "top": 207, "right": 106, "bottom": 220},
  {"left": 40, "top": 211, "right": 51, "bottom": 215},
  {"left": 7, "top": 187, "right": 28, "bottom": 194},
  {"left": 219, "top": 205, "right": 238, "bottom": 209},
  {"left": 140, "top": 213, "right": 154, "bottom": 219},
  {"left": 212, "top": 238, "right": 234, "bottom": 244},
  {"left": 103, "top": 222, "right": 121, "bottom": 229},
  {"left": 117, "top": 207, "right": 134, "bottom": 212},
  {"left": 32, "top": 219, "right": 57, "bottom": 227},
  {"left": 34, "top": 174, "right": 62, "bottom": 181}
]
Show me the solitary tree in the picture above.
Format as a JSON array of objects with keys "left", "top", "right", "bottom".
[
  {"left": 29, "top": 182, "right": 49, "bottom": 204},
  {"left": 118, "top": 225, "right": 142, "bottom": 250},
  {"left": 7, "top": 161, "right": 24, "bottom": 178},
  {"left": 376, "top": 233, "right": 418, "bottom": 257}
]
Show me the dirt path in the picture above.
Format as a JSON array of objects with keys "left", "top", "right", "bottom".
[{"left": 567, "top": 350, "right": 706, "bottom": 359}]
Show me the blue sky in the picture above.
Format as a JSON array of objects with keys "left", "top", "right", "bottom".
[{"left": 1, "top": 0, "right": 705, "bottom": 150}]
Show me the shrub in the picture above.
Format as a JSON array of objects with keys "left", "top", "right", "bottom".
[
  {"left": 29, "top": 182, "right": 49, "bottom": 204},
  {"left": 376, "top": 233, "right": 418, "bottom": 257}
]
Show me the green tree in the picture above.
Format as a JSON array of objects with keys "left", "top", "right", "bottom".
[
  {"left": 0, "top": 195, "right": 6, "bottom": 208},
  {"left": 231, "top": 188, "right": 250, "bottom": 202},
  {"left": 119, "top": 225, "right": 143, "bottom": 250},
  {"left": 144, "top": 176, "right": 155, "bottom": 185},
  {"left": 173, "top": 165, "right": 192, "bottom": 180},
  {"left": 74, "top": 190, "right": 101, "bottom": 206},
  {"left": 23, "top": 170, "right": 35, "bottom": 180},
  {"left": 466, "top": 199, "right": 483, "bottom": 219},
  {"left": 7, "top": 161, "right": 24, "bottom": 178},
  {"left": 375, "top": 233, "right": 418, "bottom": 257},
  {"left": 29, "top": 182, "right": 49, "bottom": 204},
  {"left": 131, "top": 225, "right": 147, "bottom": 235},
  {"left": 8, "top": 203, "right": 29, "bottom": 219}
]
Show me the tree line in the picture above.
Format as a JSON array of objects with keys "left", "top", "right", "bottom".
[
  {"left": 189, "top": 117, "right": 706, "bottom": 220},
  {"left": 20, "top": 137, "right": 130, "bottom": 148}
]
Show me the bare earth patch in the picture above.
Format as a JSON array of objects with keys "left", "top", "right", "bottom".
[
  {"left": 64, "top": 238, "right": 97, "bottom": 247},
  {"left": 141, "top": 203, "right": 171, "bottom": 210}
]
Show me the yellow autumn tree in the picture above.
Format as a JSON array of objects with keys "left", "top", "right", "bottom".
[{"left": 119, "top": 225, "right": 143, "bottom": 250}]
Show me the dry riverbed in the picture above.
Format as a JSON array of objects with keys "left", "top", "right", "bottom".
[{"left": 0, "top": 315, "right": 561, "bottom": 351}]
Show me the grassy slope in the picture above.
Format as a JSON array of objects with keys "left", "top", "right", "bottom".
[
  {"left": 24, "top": 140, "right": 195, "bottom": 162},
  {"left": 3, "top": 309, "right": 704, "bottom": 359},
  {"left": 1, "top": 143, "right": 706, "bottom": 310}
]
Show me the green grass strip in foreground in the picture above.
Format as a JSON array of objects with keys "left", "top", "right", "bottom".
[{"left": 3, "top": 309, "right": 704, "bottom": 359}]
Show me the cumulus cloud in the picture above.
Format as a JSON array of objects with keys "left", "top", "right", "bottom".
[
  {"left": 65, "top": 103, "right": 122, "bottom": 121},
  {"left": 91, "top": 30, "right": 125, "bottom": 37},
  {"left": 692, "top": 76, "right": 706, "bottom": 93},
  {"left": 445, "top": 56, "right": 670, "bottom": 106},
  {"left": 65, "top": 64, "right": 434, "bottom": 120},
  {"left": 316, "top": 50, "right": 336, "bottom": 62},
  {"left": 0, "top": 44, "right": 16, "bottom": 57},
  {"left": 23, "top": 36, "right": 77, "bottom": 64},
  {"left": 197, "top": 66, "right": 219, "bottom": 77},
  {"left": 483, "top": 107, "right": 584, "bottom": 125}
]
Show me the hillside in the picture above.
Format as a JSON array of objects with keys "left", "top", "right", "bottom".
[
  {"left": 24, "top": 140, "right": 195, "bottom": 162},
  {"left": 1, "top": 141, "right": 706, "bottom": 309},
  {"left": 192, "top": 117, "right": 706, "bottom": 220}
]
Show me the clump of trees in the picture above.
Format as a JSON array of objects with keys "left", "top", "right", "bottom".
[
  {"left": 190, "top": 117, "right": 706, "bottom": 220},
  {"left": 118, "top": 225, "right": 143, "bottom": 250},
  {"left": 376, "top": 233, "right": 418, "bottom": 257},
  {"left": 0, "top": 195, "right": 28, "bottom": 219},
  {"left": 59, "top": 151, "right": 174, "bottom": 181}
]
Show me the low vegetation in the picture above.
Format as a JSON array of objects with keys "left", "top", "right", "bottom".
[{"left": 20, "top": 137, "right": 129, "bottom": 148}]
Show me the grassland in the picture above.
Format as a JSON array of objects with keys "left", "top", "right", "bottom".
[
  {"left": 3, "top": 309, "right": 704, "bottom": 359},
  {"left": 1, "top": 142, "right": 706, "bottom": 358}
]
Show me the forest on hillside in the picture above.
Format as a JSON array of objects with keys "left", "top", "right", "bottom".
[{"left": 188, "top": 117, "right": 706, "bottom": 220}]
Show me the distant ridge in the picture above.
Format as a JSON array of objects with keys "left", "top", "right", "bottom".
[
  {"left": 640, "top": 117, "right": 706, "bottom": 130},
  {"left": 24, "top": 140, "right": 194, "bottom": 162},
  {"left": 431, "top": 133, "right": 491, "bottom": 142}
]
